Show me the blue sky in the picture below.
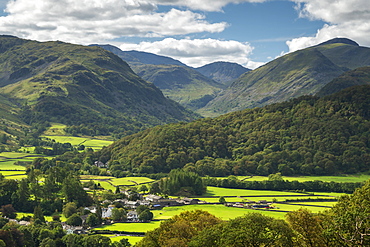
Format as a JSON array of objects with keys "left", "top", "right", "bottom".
[{"left": 0, "top": 0, "right": 368, "bottom": 69}]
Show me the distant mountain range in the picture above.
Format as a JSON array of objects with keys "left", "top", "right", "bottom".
[
  {"left": 92, "top": 44, "right": 249, "bottom": 112},
  {"left": 199, "top": 38, "right": 370, "bottom": 116},
  {"left": 0, "top": 35, "right": 198, "bottom": 141}
]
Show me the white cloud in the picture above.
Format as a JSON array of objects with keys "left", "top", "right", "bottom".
[
  {"left": 153, "top": 0, "right": 267, "bottom": 12},
  {"left": 119, "top": 38, "right": 262, "bottom": 69},
  {"left": 0, "top": 0, "right": 227, "bottom": 43},
  {"left": 287, "top": 0, "right": 370, "bottom": 52}
]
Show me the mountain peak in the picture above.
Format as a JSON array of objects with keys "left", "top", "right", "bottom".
[{"left": 318, "top": 38, "right": 359, "bottom": 47}]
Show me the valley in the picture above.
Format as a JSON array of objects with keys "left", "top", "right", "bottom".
[{"left": 0, "top": 35, "right": 370, "bottom": 246}]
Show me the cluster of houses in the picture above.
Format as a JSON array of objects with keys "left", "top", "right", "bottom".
[
  {"left": 99, "top": 194, "right": 203, "bottom": 219},
  {"left": 225, "top": 200, "right": 276, "bottom": 210}
]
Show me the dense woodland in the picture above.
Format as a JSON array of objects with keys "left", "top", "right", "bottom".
[{"left": 101, "top": 85, "right": 370, "bottom": 177}]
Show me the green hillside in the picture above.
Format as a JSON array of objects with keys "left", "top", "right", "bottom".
[
  {"left": 200, "top": 38, "right": 370, "bottom": 116},
  {"left": 134, "top": 64, "right": 225, "bottom": 110},
  {"left": 100, "top": 85, "right": 370, "bottom": 176},
  {"left": 317, "top": 66, "right": 370, "bottom": 97},
  {"left": 0, "top": 36, "right": 198, "bottom": 141}
]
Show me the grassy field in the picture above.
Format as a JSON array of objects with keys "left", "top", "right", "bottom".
[
  {"left": 42, "top": 135, "right": 113, "bottom": 150},
  {"left": 94, "top": 221, "right": 161, "bottom": 232},
  {"left": 110, "top": 177, "right": 154, "bottom": 186},
  {"left": 204, "top": 186, "right": 311, "bottom": 197},
  {"left": 107, "top": 235, "right": 143, "bottom": 245},
  {"left": 80, "top": 176, "right": 154, "bottom": 191},
  {"left": 236, "top": 175, "right": 370, "bottom": 183},
  {"left": 80, "top": 175, "right": 115, "bottom": 180},
  {"left": 153, "top": 204, "right": 287, "bottom": 220},
  {"left": 0, "top": 152, "right": 53, "bottom": 170},
  {"left": 16, "top": 213, "right": 67, "bottom": 222}
]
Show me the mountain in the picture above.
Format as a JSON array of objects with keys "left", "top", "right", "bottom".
[
  {"left": 93, "top": 44, "right": 225, "bottom": 113},
  {"left": 90, "top": 44, "right": 187, "bottom": 67},
  {"left": 101, "top": 85, "right": 370, "bottom": 176},
  {"left": 134, "top": 64, "right": 225, "bottom": 110},
  {"left": 196, "top": 61, "right": 250, "bottom": 86},
  {"left": 0, "top": 35, "right": 198, "bottom": 140},
  {"left": 199, "top": 38, "right": 370, "bottom": 116},
  {"left": 317, "top": 66, "right": 370, "bottom": 97}
]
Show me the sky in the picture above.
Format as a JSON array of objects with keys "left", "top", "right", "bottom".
[{"left": 0, "top": 0, "right": 369, "bottom": 69}]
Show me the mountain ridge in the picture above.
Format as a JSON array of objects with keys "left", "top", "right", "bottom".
[
  {"left": 199, "top": 38, "right": 370, "bottom": 116},
  {"left": 0, "top": 36, "right": 198, "bottom": 140}
]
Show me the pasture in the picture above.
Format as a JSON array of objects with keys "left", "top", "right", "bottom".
[
  {"left": 42, "top": 135, "right": 113, "bottom": 150},
  {"left": 153, "top": 204, "right": 287, "bottom": 220},
  {"left": 236, "top": 174, "right": 370, "bottom": 183},
  {"left": 0, "top": 152, "right": 48, "bottom": 170},
  {"left": 110, "top": 236, "right": 143, "bottom": 245},
  {"left": 203, "top": 186, "right": 313, "bottom": 197},
  {"left": 94, "top": 221, "right": 161, "bottom": 232}
]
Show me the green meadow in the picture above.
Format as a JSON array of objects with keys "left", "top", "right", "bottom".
[
  {"left": 94, "top": 221, "right": 161, "bottom": 232},
  {"left": 42, "top": 135, "right": 113, "bottom": 150},
  {"left": 110, "top": 177, "right": 154, "bottom": 186},
  {"left": 236, "top": 175, "right": 370, "bottom": 183},
  {"left": 153, "top": 204, "right": 287, "bottom": 220},
  {"left": 204, "top": 186, "right": 310, "bottom": 197},
  {"left": 108, "top": 235, "right": 143, "bottom": 245},
  {"left": 80, "top": 176, "right": 154, "bottom": 191},
  {"left": 0, "top": 152, "right": 51, "bottom": 170}
]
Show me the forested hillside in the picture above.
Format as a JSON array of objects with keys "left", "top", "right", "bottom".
[
  {"left": 101, "top": 85, "right": 370, "bottom": 176},
  {"left": 0, "top": 36, "right": 198, "bottom": 142}
]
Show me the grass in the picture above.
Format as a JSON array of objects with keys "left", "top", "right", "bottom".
[
  {"left": 0, "top": 151, "right": 54, "bottom": 171},
  {"left": 0, "top": 160, "right": 27, "bottom": 170},
  {"left": 153, "top": 204, "right": 287, "bottom": 220},
  {"left": 42, "top": 135, "right": 113, "bottom": 150},
  {"left": 110, "top": 177, "right": 154, "bottom": 186},
  {"left": 237, "top": 175, "right": 370, "bottom": 183},
  {"left": 287, "top": 201, "right": 337, "bottom": 207},
  {"left": 204, "top": 186, "right": 309, "bottom": 197},
  {"left": 80, "top": 175, "right": 115, "bottom": 180},
  {"left": 16, "top": 213, "right": 67, "bottom": 222},
  {"left": 94, "top": 221, "right": 161, "bottom": 232},
  {"left": 271, "top": 203, "right": 331, "bottom": 213},
  {"left": 101, "top": 235, "right": 143, "bottom": 245},
  {"left": 0, "top": 171, "right": 26, "bottom": 176}
]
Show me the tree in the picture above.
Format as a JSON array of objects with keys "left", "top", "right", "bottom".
[
  {"left": 66, "top": 214, "right": 82, "bottom": 226},
  {"left": 81, "top": 235, "right": 111, "bottom": 247},
  {"left": 0, "top": 204, "right": 16, "bottom": 219},
  {"left": 62, "top": 176, "right": 92, "bottom": 207},
  {"left": 136, "top": 210, "right": 221, "bottom": 247},
  {"left": 139, "top": 185, "right": 148, "bottom": 193},
  {"left": 138, "top": 209, "right": 153, "bottom": 222},
  {"left": 189, "top": 212, "right": 295, "bottom": 247},
  {"left": 86, "top": 213, "right": 100, "bottom": 227},
  {"left": 159, "top": 169, "right": 206, "bottom": 196},
  {"left": 111, "top": 208, "right": 127, "bottom": 222},
  {"left": 33, "top": 205, "right": 45, "bottom": 223},
  {"left": 149, "top": 182, "right": 160, "bottom": 194},
  {"left": 62, "top": 202, "right": 77, "bottom": 218},
  {"left": 286, "top": 208, "right": 329, "bottom": 246},
  {"left": 330, "top": 179, "right": 370, "bottom": 246},
  {"left": 136, "top": 205, "right": 149, "bottom": 215},
  {"left": 219, "top": 196, "right": 226, "bottom": 204}
]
